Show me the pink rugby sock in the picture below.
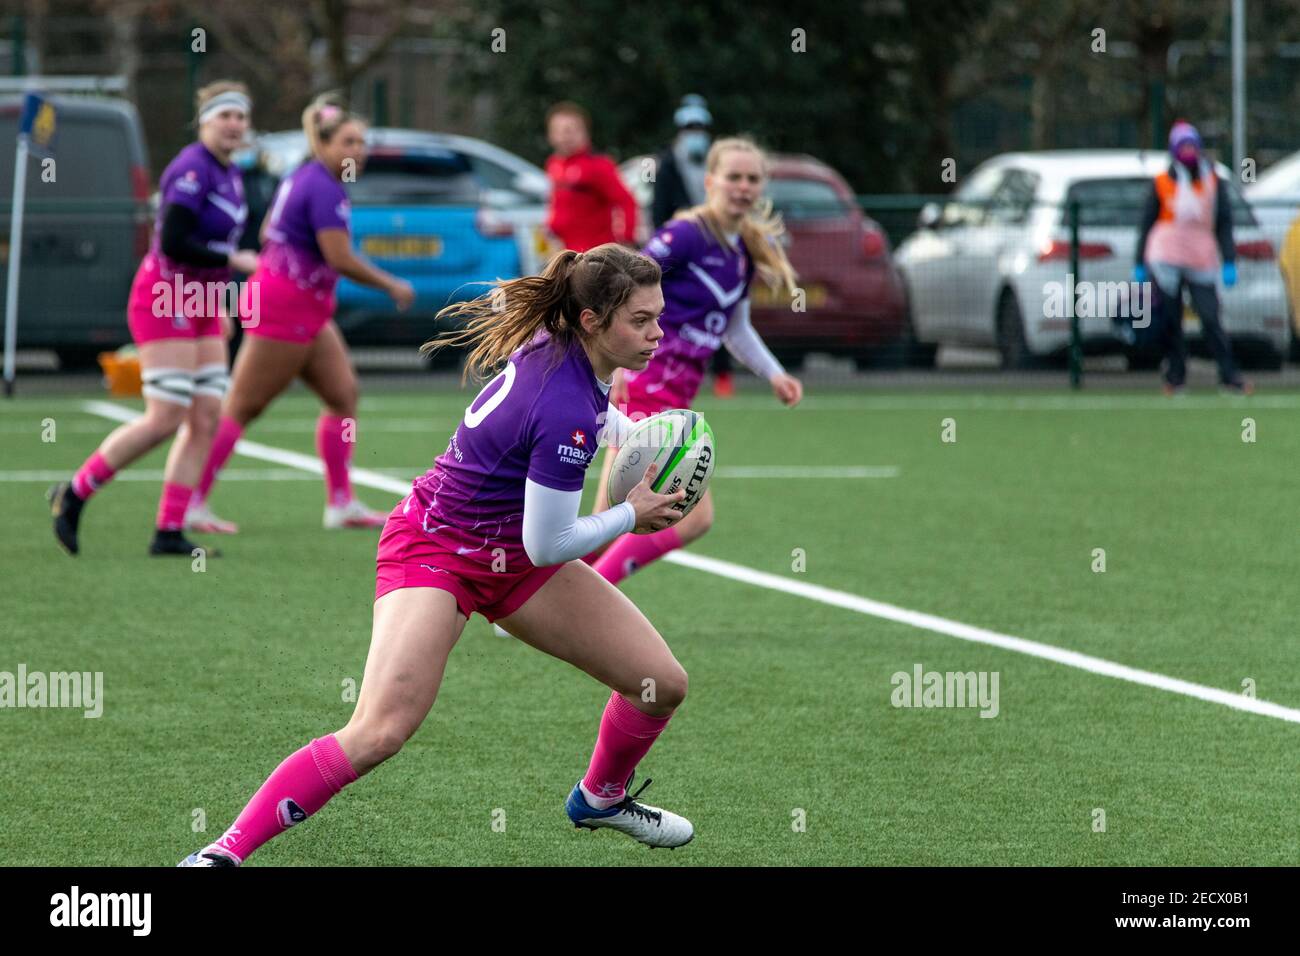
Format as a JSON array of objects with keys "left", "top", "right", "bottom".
[
  {"left": 316, "top": 414, "right": 354, "bottom": 507},
  {"left": 155, "top": 481, "right": 193, "bottom": 531},
  {"left": 208, "top": 734, "right": 358, "bottom": 863},
  {"left": 592, "top": 526, "right": 684, "bottom": 585},
  {"left": 581, "top": 692, "right": 672, "bottom": 808},
  {"left": 194, "top": 415, "right": 242, "bottom": 505},
  {"left": 71, "top": 450, "right": 116, "bottom": 501}
]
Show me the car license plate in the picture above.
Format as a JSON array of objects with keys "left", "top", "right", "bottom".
[
  {"left": 361, "top": 235, "right": 442, "bottom": 259},
  {"left": 752, "top": 282, "right": 826, "bottom": 309}
]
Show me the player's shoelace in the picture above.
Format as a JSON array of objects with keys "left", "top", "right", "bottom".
[{"left": 613, "top": 777, "right": 662, "bottom": 824}]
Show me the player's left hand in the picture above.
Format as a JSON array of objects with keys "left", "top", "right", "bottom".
[{"left": 771, "top": 373, "right": 803, "bottom": 407}]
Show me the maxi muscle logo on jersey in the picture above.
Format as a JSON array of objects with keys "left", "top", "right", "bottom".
[{"left": 557, "top": 428, "right": 592, "bottom": 466}]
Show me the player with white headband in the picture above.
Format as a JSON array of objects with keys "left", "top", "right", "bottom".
[{"left": 49, "top": 80, "right": 258, "bottom": 556}]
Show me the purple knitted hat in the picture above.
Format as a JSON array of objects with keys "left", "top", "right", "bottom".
[{"left": 1169, "top": 120, "right": 1201, "bottom": 154}]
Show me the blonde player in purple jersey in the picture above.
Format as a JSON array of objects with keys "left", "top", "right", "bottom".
[
  {"left": 586, "top": 136, "right": 803, "bottom": 583},
  {"left": 188, "top": 93, "right": 414, "bottom": 533},
  {"left": 180, "top": 244, "right": 697, "bottom": 866}
]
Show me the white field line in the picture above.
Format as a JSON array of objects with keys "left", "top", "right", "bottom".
[
  {"left": 82, "top": 400, "right": 412, "bottom": 497},
  {"left": 3, "top": 465, "right": 898, "bottom": 482},
  {"left": 0, "top": 468, "right": 415, "bottom": 483},
  {"left": 80, "top": 401, "right": 1300, "bottom": 724}
]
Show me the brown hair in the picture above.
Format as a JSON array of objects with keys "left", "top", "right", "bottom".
[
  {"left": 422, "top": 243, "right": 661, "bottom": 383},
  {"left": 301, "top": 92, "right": 365, "bottom": 160},
  {"left": 194, "top": 80, "right": 251, "bottom": 124},
  {"left": 676, "top": 136, "right": 797, "bottom": 294},
  {"left": 545, "top": 100, "right": 591, "bottom": 134}
]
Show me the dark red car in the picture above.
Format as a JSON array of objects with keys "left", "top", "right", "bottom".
[
  {"left": 747, "top": 154, "right": 907, "bottom": 369},
  {"left": 621, "top": 153, "right": 908, "bottom": 369}
]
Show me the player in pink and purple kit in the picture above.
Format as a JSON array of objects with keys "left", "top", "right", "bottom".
[
  {"left": 49, "top": 81, "right": 258, "bottom": 557},
  {"left": 587, "top": 136, "right": 803, "bottom": 583},
  {"left": 190, "top": 93, "right": 414, "bottom": 532},
  {"left": 180, "top": 243, "right": 696, "bottom": 866}
]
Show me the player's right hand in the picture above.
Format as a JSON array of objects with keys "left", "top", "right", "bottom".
[
  {"left": 228, "top": 249, "right": 259, "bottom": 275},
  {"left": 388, "top": 278, "right": 416, "bottom": 312},
  {"left": 626, "top": 462, "right": 685, "bottom": 533}
]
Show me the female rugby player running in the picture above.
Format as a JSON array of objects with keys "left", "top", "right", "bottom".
[
  {"left": 587, "top": 136, "right": 803, "bottom": 584},
  {"left": 49, "top": 81, "right": 257, "bottom": 556},
  {"left": 189, "top": 93, "right": 413, "bottom": 532},
  {"left": 180, "top": 244, "right": 694, "bottom": 866}
]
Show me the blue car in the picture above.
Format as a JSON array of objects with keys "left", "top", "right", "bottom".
[{"left": 238, "top": 129, "right": 528, "bottom": 350}]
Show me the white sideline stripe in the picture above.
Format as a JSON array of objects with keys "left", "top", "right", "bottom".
[
  {"left": 688, "top": 395, "right": 1300, "bottom": 412},
  {"left": 81, "top": 401, "right": 412, "bottom": 496},
  {"left": 4, "top": 465, "right": 898, "bottom": 483},
  {"left": 81, "top": 401, "right": 1300, "bottom": 725},
  {"left": 663, "top": 550, "right": 1300, "bottom": 725},
  {"left": 1, "top": 468, "right": 418, "bottom": 483},
  {"left": 719, "top": 466, "right": 899, "bottom": 479}
]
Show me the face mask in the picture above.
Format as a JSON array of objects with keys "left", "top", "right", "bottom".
[
  {"left": 1174, "top": 144, "right": 1199, "bottom": 170},
  {"left": 680, "top": 131, "right": 710, "bottom": 163}
]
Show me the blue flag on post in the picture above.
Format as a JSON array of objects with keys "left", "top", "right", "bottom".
[{"left": 19, "top": 91, "right": 58, "bottom": 158}]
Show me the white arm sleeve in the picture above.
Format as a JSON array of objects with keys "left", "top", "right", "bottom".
[
  {"left": 600, "top": 401, "right": 638, "bottom": 447},
  {"left": 522, "top": 478, "right": 636, "bottom": 567},
  {"left": 722, "top": 298, "right": 785, "bottom": 381}
]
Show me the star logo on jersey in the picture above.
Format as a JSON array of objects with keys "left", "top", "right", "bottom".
[{"left": 571, "top": 429, "right": 587, "bottom": 447}]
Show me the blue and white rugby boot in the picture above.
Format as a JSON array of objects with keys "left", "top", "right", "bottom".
[{"left": 565, "top": 773, "right": 694, "bottom": 848}]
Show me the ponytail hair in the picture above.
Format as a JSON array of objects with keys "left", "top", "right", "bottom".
[
  {"left": 422, "top": 243, "right": 661, "bottom": 383},
  {"left": 302, "top": 92, "right": 363, "bottom": 160},
  {"left": 678, "top": 136, "right": 798, "bottom": 295}
]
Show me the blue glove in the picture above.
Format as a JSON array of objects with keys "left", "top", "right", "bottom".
[
  {"left": 1222, "top": 262, "right": 1238, "bottom": 287},
  {"left": 1133, "top": 263, "right": 1148, "bottom": 284}
]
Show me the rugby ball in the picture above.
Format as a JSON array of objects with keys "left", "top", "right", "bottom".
[{"left": 607, "top": 409, "right": 715, "bottom": 530}]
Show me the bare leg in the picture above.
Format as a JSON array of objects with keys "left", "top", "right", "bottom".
[
  {"left": 161, "top": 335, "right": 227, "bottom": 487},
  {"left": 498, "top": 560, "right": 687, "bottom": 717},
  {"left": 97, "top": 339, "right": 198, "bottom": 469},
  {"left": 335, "top": 588, "right": 469, "bottom": 775}
]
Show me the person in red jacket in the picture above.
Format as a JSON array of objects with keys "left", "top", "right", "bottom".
[{"left": 544, "top": 101, "right": 638, "bottom": 253}]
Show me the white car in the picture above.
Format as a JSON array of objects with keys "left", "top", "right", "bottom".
[
  {"left": 1244, "top": 151, "right": 1300, "bottom": 254},
  {"left": 894, "top": 150, "right": 1291, "bottom": 369}
]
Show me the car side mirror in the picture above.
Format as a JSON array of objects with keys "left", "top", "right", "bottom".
[{"left": 918, "top": 202, "right": 942, "bottom": 230}]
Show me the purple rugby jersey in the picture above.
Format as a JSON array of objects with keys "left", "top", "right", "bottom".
[
  {"left": 259, "top": 158, "right": 351, "bottom": 292},
  {"left": 405, "top": 333, "right": 612, "bottom": 569},
  {"left": 151, "top": 142, "right": 247, "bottom": 283},
  {"left": 626, "top": 216, "right": 754, "bottom": 402}
]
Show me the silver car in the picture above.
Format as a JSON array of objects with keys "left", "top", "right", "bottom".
[{"left": 894, "top": 150, "right": 1291, "bottom": 369}]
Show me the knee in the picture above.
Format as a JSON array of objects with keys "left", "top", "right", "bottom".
[
  {"left": 327, "top": 385, "right": 359, "bottom": 420},
  {"left": 679, "top": 505, "right": 713, "bottom": 544},
  {"left": 649, "top": 664, "right": 688, "bottom": 711},
  {"left": 227, "top": 398, "right": 262, "bottom": 427},
  {"left": 145, "top": 402, "right": 188, "bottom": 441},
  {"left": 348, "top": 717, "right": 410, "bottom": 767}
]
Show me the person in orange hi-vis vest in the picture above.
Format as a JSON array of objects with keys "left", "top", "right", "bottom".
[{"left": 1134, "top": 120, "right": 1252, "bottom": 395}]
